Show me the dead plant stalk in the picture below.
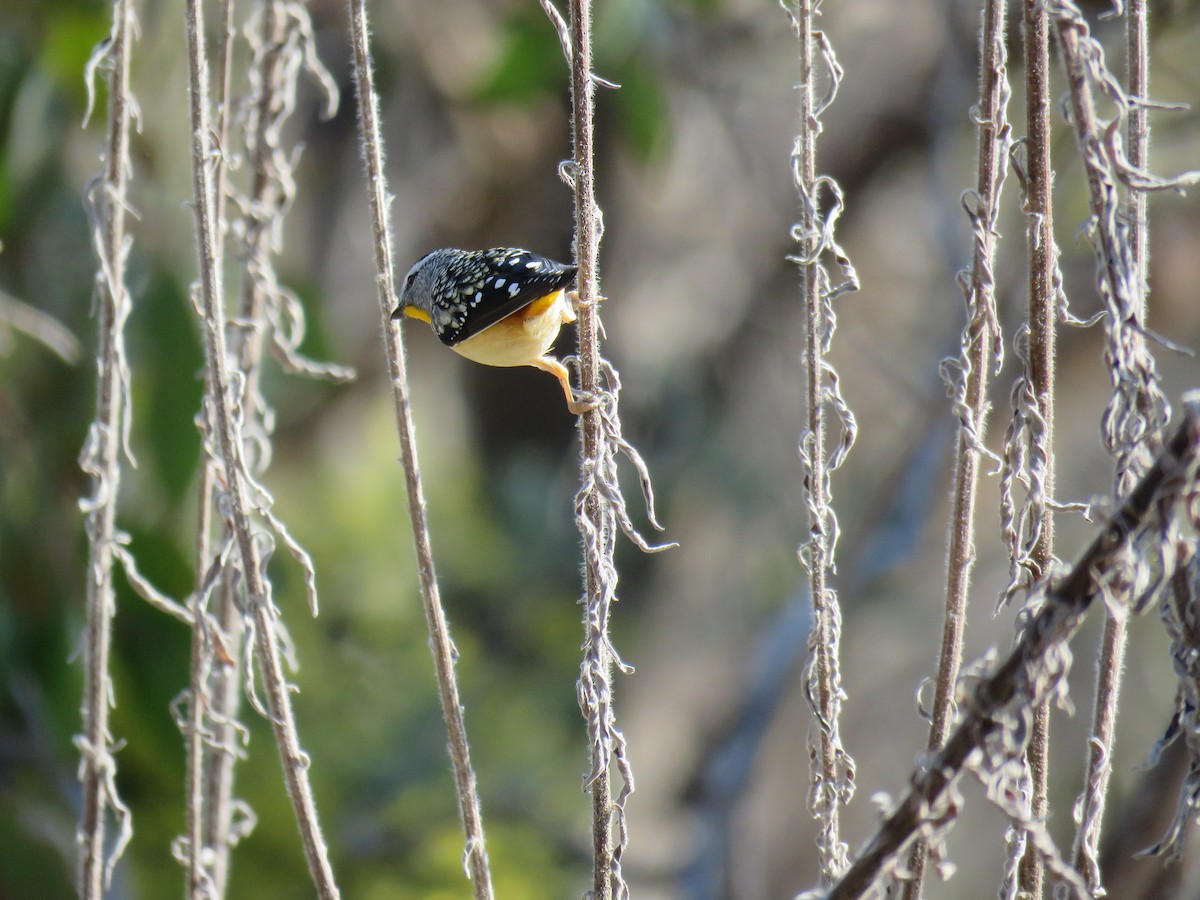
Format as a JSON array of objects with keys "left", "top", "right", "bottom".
[
  {"left": 79, "top": 0, "right": 135, "bottom": 894},
  {"left": 345, "top": 0, "right": 494, "bottom": 896},
  {"left": 902, "top": 2, "right": 1010, "bottom": 894},
  {"left": 183, "top": 0, "right": 340, "bottom": 894}
]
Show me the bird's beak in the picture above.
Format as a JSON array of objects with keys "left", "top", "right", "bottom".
[{"left": 390, "top": 305, "right": 404, "bottom": 321}]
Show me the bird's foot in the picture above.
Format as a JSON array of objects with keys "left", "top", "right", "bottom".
[
  {"left": 567, "top": 290, "right": 607, "bottom": 312},
  {"left": 567, "top": 390, "right": 601, "bottom": 415}
]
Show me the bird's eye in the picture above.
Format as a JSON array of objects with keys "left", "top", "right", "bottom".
[{"left": 403, "top": 270, "right": 418, "bottom": 292}]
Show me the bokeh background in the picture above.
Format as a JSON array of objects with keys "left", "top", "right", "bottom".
[{"left": 2, "top": 0, "right": 1199, "bottom": 897}]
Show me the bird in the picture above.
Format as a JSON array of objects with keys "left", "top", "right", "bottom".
[{"left": 391, "top": 247, "right": 595, "bottom": 413}]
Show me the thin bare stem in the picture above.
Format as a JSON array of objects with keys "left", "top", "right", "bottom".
[
  {"left": 557, "top": 11, "right": 673, "bottom": 898},
  {"left": 1126, "top": 0, "right": 1149, "bottom": 303},
  {"left": 78, "top": 0, "right": 135, "bottom": 894},
  {"left": 185, "top": 2, "right": 237, "bottom": 895},
  {"left": 1012, "top": 2, "right": 1056, "bottom": 895},
  {"left": 200, "top": 567, "right": 247, "bottom": 900},
  {"left": 902, "top": 2, "right": 1010, "bottom": 895},
  {"left": 1073, "top": 612, "right": 1126, "bottom": 892},
  {"left": 186, "top": 462, "right": 217, "bottom": 899},
  {"left": 183, "top": 0, "right": 339, "bottom": 894},
  {"left": 798, "top": 0, "right": 839, "bottom": 882},
  {"left": 1046, "top": 1, "right": 1167, "bottom": 484},
  {"left": 1046, "top": 3, "right": 1163, "bottom": 891},
  {"left": 783, "top": 0, "right": 859, "bottom": 885},
  {"left": 566, "top": 2, "right": 619, "bottom": 897},
  {"left": 821, "top": 398, "right": 1200, "bottom": 900},
  {"left": 344, "top": 1, "right": 493, "bottom": 896},
  {"left": 193, "top": 5, "right": 348, "bottom": 890}
]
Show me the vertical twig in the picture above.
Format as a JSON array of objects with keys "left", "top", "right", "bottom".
[
  {"left": 198, "top": 568, "right": 246, "bottom": 900},
  {"left": 566, "top": 2, "right": 618, "bottom": 896},
  {"left": 193, "top": 5, "right": 349, "bottom": 891},
  {"left": 1046, "top": 2, "right": 1167, "bottom": 478},
  {"left": 1012, "top": 1, "right": 1056, "bottom": 895},
  {"left": 902, "top": 1, "right": 1009, "bottom": 896},
  {"left": 799, "top": 10, "right": 840, "bottom": 886},
  {"left": 344, "top": 2, "right": 494, "bottom": 897},
  {"left": 1118, "top": 0, "right": 1200, "bottom": 883},
  {"left": 1125, "top": 0, "right": 1149, "bottom": 301},
  {"left": 785, "top": 0, "right": 859, "bottom": 886},
  {"left": 555, "top": 7, "right": 671, "bottom": 897},
  {"left": 183, "top": 0, "right": 340, "bottom": 895},
  {"left": 1073, "top": 614, "right": 1127, "bottom": 894},
  {"left": 796, "top": 1, "right": 839, "bottom": 881},
  {"left": 78, "top": 0, "right": 135, "bottom": 895},
  {"left": 186, "top": 1, "right": 237, "bottom": 895},
  {"left": 1047, "top": 2, "right": 1166, "bottom": 892},
  {"left": 186, "top": 473, "right": 217, "bottom": 899},
  {"left": 1069, "top": 2, "right": 1150, "bottom": 890}
]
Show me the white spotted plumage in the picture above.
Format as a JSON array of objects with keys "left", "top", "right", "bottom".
[{"left": 390, "top": 247, "right": 596, "bottom": 413}]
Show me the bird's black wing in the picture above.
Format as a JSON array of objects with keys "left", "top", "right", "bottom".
[{"left": 433, "top": 249, "right": 576, "bottom": 346}]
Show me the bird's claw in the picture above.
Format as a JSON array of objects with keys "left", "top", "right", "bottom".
[
  {"left": 568, "top": 290, "right": 607, "bottom": 311},
  {"left": 568, "top": 390, "right": 601, "bottom": 415}
]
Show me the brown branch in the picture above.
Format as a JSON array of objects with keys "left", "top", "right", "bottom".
[
  {"left": 344, "top": 1, "right": 493, "bottom": 897},
  {"left": 186, "top": 1, "right": 237, "bottom": 895},
  {"left": 798, "top": 0, "right": 842, "bottom": 882},
  {"left": 903, "top": 1, "right": 1010, "bottom": 895},
  {"left": 783, "top": 0, "right": 860, "bottom": 884},
  {"left": 183, "top": 0, "right": 339, "bottom": 894},
  {"left": 824, "top": 398, "right": 1200, "bottom": 900},
  {"left": 1046, "top": 3, "right": 1162, "bottom": 890},
  {"left": 78, "top": 0, "right": 135, "bottom": 894},
  {"left": 566, "top": 2, "right": 618, "bottom": 896},
  {"left": 1014, "top": 1, "right": 1056, "bottom": 895},
  {"left": 560, "top": 9, "right": 673, "bottom": 898}
]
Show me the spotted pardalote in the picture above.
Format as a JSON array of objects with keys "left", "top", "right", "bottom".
[{"left": 392, "top": 247, "right": 594, "bottom": 413}]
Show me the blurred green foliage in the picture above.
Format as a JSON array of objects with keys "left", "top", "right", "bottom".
[{"left": 474, "top": 3, "right": 672, "bottom": 161}]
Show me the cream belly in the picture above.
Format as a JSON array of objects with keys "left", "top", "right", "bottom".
[{"left": 451, "top": 289, "right": 574, "bottom": 368}]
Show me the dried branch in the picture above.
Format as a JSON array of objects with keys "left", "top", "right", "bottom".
[
  {"left": 183, "top": 0, "right": 339, "bottom": 894},
  {"left": 566, "top": 2, "right": 623, "bottom": 897},
  {"left": 1043, "top": 3, "right": 1175, "bottom": 890},
  {"left": 564, "top": 2, "right": 673, "bottom": 895},
  {"left": 782, "top": 0, "right": 860, "bottom": 886},
  {"left": 1047, "top": 0, "right": 1171, "bottom": 487},
  {"left": 186, "top": 0, "right": 236, "bottom": 894},
  {"left": 179, "top": 2, "right": 349, "bottom": 894},
  {"left": 344, "top": 1, "right": 494, "bottom": 896},
  {"left": 903, "top": 1, "right": 1011, "bottom": 895},
  {"left": 995, "top": 2, "right": 1059, "bottom": 895},
  {"left": 77, "top": 0, "right": 136, "bottom": 894},
  {"left": 816, "top": 396, "right": 1200, "bottom": 900},
  {"left": 184, "top": 520, "right": 219, "bottom": 900},
  {"left": 234, "top": 0, "right": 352, "bottom": 396}
]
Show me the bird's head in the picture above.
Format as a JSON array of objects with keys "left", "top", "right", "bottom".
[{"left": 391, "top": 250, "right": 442, "bottom": 323}]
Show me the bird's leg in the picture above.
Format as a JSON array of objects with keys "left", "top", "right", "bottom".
[
  {"left": 531, "top": 355, "right": 598, "bottom": 415},
  {"left": 566, "top": 289, "right": 607, "bottom": 314}
]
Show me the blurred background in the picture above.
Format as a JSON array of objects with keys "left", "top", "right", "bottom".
[{"left": 2, "top": 0, "right": 1199, "bottom": 897}]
